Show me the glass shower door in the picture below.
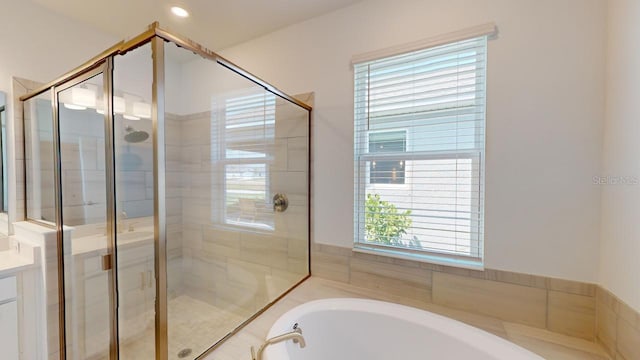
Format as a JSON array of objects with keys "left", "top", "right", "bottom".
[{"left": 56, "top": 69, "right": 115, "bottom": 360}]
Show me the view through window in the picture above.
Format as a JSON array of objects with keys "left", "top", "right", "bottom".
[{"left": 353, "top": 36, "right": 487, "bottom": 260}]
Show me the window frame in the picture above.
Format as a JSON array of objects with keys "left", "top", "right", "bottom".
[{"left": 353, "top": 35, "right": 487, "bottom": 267}]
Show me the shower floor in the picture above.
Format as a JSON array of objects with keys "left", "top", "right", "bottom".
[{"left": 118, "top": 295, "right": 245, "bottom": 360}]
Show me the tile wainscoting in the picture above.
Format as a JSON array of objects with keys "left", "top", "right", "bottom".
[
  {"left": 596, "top": 286, "right": 640, "bottom": 360},
  {"left": 311, "top": 243, "right": 640, "bottom": 359},
  {"left": 204, "top": 277, "right": 612, "bottom": 360}
]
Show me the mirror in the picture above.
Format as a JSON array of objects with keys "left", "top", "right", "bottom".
[{"left": 0, "top": 91, "right": 8, "bottom": 237}]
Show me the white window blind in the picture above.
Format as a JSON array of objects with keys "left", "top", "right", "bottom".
[{"left": 353, "top": 36, "right": 487, "bottom": 262}]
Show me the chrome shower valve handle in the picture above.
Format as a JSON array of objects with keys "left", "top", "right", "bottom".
[{"left": 273, "top": 193, "right": 289, "bottom": 212}]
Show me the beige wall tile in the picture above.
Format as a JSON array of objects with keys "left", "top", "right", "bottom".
[
  {"left": 597, "top": 286, "right": 620, "bottom": 314},
  {"left": 484, "top": 269, "right": 547, "bottom": 289},
  {"left": 619, "top": 301, "right": 640, "bottom": 331},
  {"left": 270, "top": 171, "right": 307, "bottom": 197},
  {"left": 595, "top": 285, "right": 640, "bottom": 359},
  {"left": 180, "top": 116, "right": 211, "bottom": 145},
  {"left": 203, "top": 226, "right": 240, "bottom": 246},
  {"left": 182, "top": 226, "right": 203, "bottom": 250},
  {"left": 424, "top": 302, "right": 508, "bottom": 338},
  {"left": 508, "top": 334, "right": 610, "bottom": 360},
  {"left": 350, "top": 257, "right": 431, "bottom": 302},
  {"left": 350, "top": 256, "right": 432, "bottom": 287},
  {"left": 504, "top": 322, "right": 609, "bottom": 358},
  {"left": 547, "top": 278, "right": 596, "bottom": 297},
  {"left": 311, "top": 251, "right": 350, "bottom": 283},
  {"left": 287, "top": 258, "right": 308, "bottom": 275},
  {"left": 617, "top": 317, "right": 640, "bottom": 360},
  {"left": 274, "top": 100, "right": 309, "bottom": 138},
  {"left": 596, "top": 301, "right": 617, "bottom": 357},
  {"left": 432, "top": 265, "right": 486, "bottom": 279},
  {"left": 353, "top": 250, "right": 418, "bottom": 268},
  {"left": 274, "top": 207, "right": 308, "bottom": 242},
  {"left": 239, "top": 232, "right": 288, "bottom": 270},
  {"left": 202, "top": 241, "right": 241, "bottom": 259},
  {"left": 227, "top": 258, "right": 270, "bottom": 288},
  {"left": 313, "top": 243, "right": 352, "bottom": 257},
  {"left": 270, "top": 138, "right": 288, "bottom": 172},
  {"left": 350, "top": 269, "right": 431, "bottom": 302},
  {"left": 287, "top": 237, "right": 308, "bottom": 260},
  {"left": 286, "top": 136, "right": 308, "bottom": 172},
  {"left": 432, "top": 272, "right": 547, "bottom": 328},
  {"left": 548, "top": 291, "right": 595, "bottom": 340}
]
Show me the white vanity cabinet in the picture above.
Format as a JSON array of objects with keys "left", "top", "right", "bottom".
[{"left": 0, "top": 276, "right": 19, "bottom": 360}]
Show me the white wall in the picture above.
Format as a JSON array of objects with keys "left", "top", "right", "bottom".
[
  {"left": 0, "top": 1, "right": 117, "bottom": 94},
  {"left": 221, "top": 0, "right": 606, "bottom": 282},
  {"left": 599, "top": 0, "right": 640, "bottom": 312}
]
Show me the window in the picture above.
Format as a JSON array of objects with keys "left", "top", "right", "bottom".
[
  {"left": 353, "top": 35, "right": 487, "bottom": 264},
  {"left": 218, "top": 92, "right": 276, "bottom": 230}
]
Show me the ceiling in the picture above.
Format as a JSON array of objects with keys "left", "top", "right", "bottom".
[{"left": 31, "top": 0, "right": 363, "bottom": 50}]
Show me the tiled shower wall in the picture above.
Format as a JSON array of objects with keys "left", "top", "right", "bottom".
[{"left": 174, "top": 93, "right": 310, "bottom": 316}]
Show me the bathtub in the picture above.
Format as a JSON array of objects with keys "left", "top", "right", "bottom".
[{"left": 263, "top": 298, "right": 543, "bottom": 360}]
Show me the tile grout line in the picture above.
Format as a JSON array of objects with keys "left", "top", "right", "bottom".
[{"left": 545, "top": 286, "right": 549, "bottom": 330}]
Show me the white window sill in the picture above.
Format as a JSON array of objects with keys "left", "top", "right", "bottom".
[{"left": 353, "top": 244, "right": 484, "bottom": 271}]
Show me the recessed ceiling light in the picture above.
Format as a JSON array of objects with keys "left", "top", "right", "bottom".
[{"left": 171, "top": 6, "right": 189, "bottom": 18}]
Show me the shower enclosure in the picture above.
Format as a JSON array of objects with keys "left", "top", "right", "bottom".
[{"left": 20, "top": 23, "right": 310, "bottom": 360}]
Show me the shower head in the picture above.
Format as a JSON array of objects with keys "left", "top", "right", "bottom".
[{"left": 124, "top": 126, "right": 149, "bottom": 143}]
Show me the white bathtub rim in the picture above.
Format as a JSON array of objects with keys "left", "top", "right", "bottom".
[{"left": 265, "top": 298, "right": 543, "bottom": 360}]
